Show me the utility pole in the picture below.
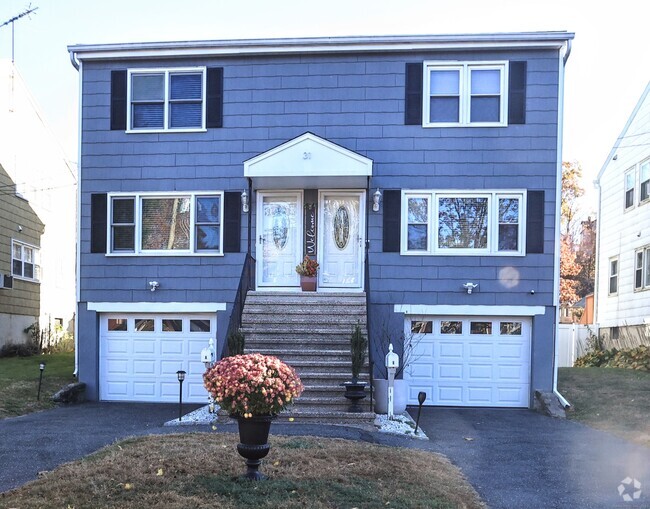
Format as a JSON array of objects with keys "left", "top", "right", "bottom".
[{"left": 0, "top": 5, "right": 39, "bottom": 63}]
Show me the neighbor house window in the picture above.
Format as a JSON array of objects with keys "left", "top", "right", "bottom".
[
  {"left": 609, "top": 257, "right": 618, "bottom": 295},
  {"left": 401, "top": 190, "right": 524, "bottom": 255},
  {"left": 634, "top": 246, "right": 650, "bottom": 291},
  {"left": 108, "top": 192, "right": 222, "bottom": 255},
  {"left": 624, "top": 168, "right": 635, "bottom": 210},
  {"left": 128, "top": 68, "right": 205, "bottom": 131},
  {"left": 12, "top": 240, "right": 40, "bottom": 282},
  {"left": 423, "top": 61, "right": 507, "bottom": 127},
  {"left": 640, "top": 159, "right": 650, "bottom": 204}
]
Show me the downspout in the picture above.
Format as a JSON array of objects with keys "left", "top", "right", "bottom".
[
  {"left": 70, "top": 50, "right": 81, "bottom": 377},
  {"left": 592, "top": 180, "right": 601, "bottom": 333},
  {"left": 553, "top": 39, "right": 572, "bottom": 409}
]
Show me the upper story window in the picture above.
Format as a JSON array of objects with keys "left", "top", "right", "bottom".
[
  {"left": 634, "top": 246, "right": 650, "bottom": 291},
  {"left": 127, "top": 68, "right": 206, "bottom": 132},
  {"left": 108, "top": 192, "right": 222, "bottom": 255},
  {"left": 12, "top": 240, "right": 40, "bottom": 282},
  {"left": 423, "top": 61, "right": 507, "bottom": 127},
  {"left": 401, "top": 190, "right": 524, "bottom": 256},
  {"left": 609, "top": 257, "right": 618, "bottom": 295},
  {"left": 624, "top": 168, "right": 635, "bottom": 210}
]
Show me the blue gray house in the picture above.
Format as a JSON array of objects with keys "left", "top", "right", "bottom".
[{"left": 68, "top": 32, "right": 573, "bottom": 415}]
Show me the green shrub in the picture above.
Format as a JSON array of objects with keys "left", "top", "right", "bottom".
[
  {"left": 574, "top": 345, "right": 650, "bottom": 371},
  {"left": 0, "top": 340, "right": 39, "bottom": 358},
  {"left": 227, "top": 330, "right": 245, "bottom": 357},
  {"left": 350, "top": 323, "right": 367, "bottom": 381}
]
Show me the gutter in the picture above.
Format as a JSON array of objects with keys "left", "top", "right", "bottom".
[
  {"left": 552, "top": 39, "right": 572, "bottom": 409},
  {"left": 69, "top": 49, "right": 80, "bottom": 71},
  {"left": 72, "top": 58, "right": 82, "bottom": 377}
]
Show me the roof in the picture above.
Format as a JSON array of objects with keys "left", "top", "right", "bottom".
[
  {"left": 68, "top": 32, "right": 574, "bottom": 63},
  {"left": 596, "top": 81, "right": 650, "bottom": 182}
]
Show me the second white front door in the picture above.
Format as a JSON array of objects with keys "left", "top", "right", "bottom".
[
  {"left": 318, "top": 192, "right": 365, "bottom": 289},
  {"left": 257, "top": 192, "right": 302, "bottom": 288}
]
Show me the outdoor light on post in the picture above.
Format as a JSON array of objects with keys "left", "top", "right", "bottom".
[
  {"left": 414, "top": 391, "right": 427, "bottom": 434},
  {"left": 176, "top": 370, "right": 186, "bottom": 422},
  {"left": 37, "top": 361, "right": 46, "bottom": 401}
]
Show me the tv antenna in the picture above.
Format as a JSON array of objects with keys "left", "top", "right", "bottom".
[{"left": 1, "top": 5, "right": 39, "bottom": 63}]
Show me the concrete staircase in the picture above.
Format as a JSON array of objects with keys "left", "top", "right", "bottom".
[{"left": 240, "top": 291, "right": 375, "bottom": 426}]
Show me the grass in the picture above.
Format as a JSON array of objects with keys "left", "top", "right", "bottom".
[
  {"left": 0, "top": 433, "right": 485, "bottom": 509},
  {"left": 558, "top": 367, "right": 650, "bottom": 447},
  {"left": 0, "top": 352, "right": 76, "bottom": 419}
]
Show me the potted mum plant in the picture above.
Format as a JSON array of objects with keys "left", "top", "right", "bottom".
[
  {"left": 203, "top": 353, "right": 304, "bottom": 480},
  {"left": 295, "top": 255, "right": 319, "bottom": 291}
]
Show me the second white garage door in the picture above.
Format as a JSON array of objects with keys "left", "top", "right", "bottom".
[
  {"left": 404, "top": 316, "right": 532, "bottom": 407},
  {"left": 99, "top": 314, "right": 216, "bottom": 403}
]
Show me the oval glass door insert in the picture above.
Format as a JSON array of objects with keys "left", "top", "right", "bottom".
[
  {"left": 272, "top": 205, "right": 289, "bottom": 250},
  {"left": 333, "top": 206, "right": 350, "bottom": 250}
]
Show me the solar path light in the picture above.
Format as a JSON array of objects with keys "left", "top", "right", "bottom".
[
  {"left": 37, "top": 361, "right": 46, "bottom": 401},
  {"left": 176, "top": 370, "right": 186, "bottom": 422}
]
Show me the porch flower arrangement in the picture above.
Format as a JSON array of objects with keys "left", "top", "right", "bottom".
[
  {"left": 203, "top": 353, "right": 304, "bottom": 418},
  {"left": 295, "top": 255, "right": 319, "bottom": 277}
]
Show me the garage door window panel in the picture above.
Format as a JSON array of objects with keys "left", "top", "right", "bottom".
[
  {"left": 135, "top": 319, "right": 154, "bottom": 332},
  {"left": 411, "top": 320, "right": 432, "bottom": 333},
  {"left": 440, "top": 321, "right": 462, "bottom": 334},
  {"left": 162, "top": 319, "right": 183, "bottom": 332},
  {"left": 500, "top": 321, "right": 522, "bottom": 335},
  {"left": 190, "top": 319, "right": 211, "bottom": 332},
  {"left": 108, "top": 318, "right": 127, "bottom": 331},
  {"left": 470, "top": 321, "right": 492, "bottom": 334}
]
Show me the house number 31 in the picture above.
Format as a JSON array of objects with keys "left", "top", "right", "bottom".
[{"left": 303, "top": 152, "right": 312, "bottom": 160}]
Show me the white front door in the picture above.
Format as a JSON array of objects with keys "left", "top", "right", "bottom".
[
  {"left": 257, "top": 192, "right": 302, "bottom": 288},
  {"left": 318, "top": 192, "right": 365, "bottom": 289}
]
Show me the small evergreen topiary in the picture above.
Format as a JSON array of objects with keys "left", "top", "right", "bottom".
[{"left": 350, "top": 323, "right": 367, "bottom": 382}]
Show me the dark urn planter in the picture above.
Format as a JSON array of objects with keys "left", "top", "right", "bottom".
[
  {"left": 235, "top": 414, "right": 275, "bottom": 480},
  {"left": 300, "top": 275, "right": 317, "bottom": 291},
  {"left": 342, "top": 380, "right": 367, "bottom": 412}
]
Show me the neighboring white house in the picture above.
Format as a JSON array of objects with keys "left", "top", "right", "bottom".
[
  {"left": 594, "top": 81, "right": 650, "bottom": 343},
  {"left": 0, "top": 60, "right": 77, "bottom": 342}
]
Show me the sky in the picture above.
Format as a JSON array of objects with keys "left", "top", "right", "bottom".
[{"left": 0, "top": 0, "right": 648, "bottom": 216}]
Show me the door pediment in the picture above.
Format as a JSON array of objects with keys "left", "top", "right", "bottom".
[{"left": 244, "top": 133, "right": 372, "bottom": 189}]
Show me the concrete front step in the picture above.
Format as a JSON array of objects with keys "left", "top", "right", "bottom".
[
  {"left": 243, "top": 332, "right": 353, "bottom": 342},
  {"left": 246, "top": 350, "right": 352, "bottom": 363},
  {"left": 276, "top": 408, "right": 375, "bottom": 426},
  {"left": 242, "top": 314, "right": 366, "bottom": 326},
  {"left": 296, "top": 372, "right": 369, "bottom": 386},
  {"left": 243, "top": 304, "right": 367, "bottom": 315}
]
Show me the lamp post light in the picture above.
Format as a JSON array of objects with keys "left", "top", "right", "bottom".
[
  {"left": 176, "top": 370, "right": 186, "bottom": 422},
  {"left": 37, "top": 362, "right": 46, "bottom": 401},
  {"left": 414, "top": 391, "right": 427, "bottom": 435}
]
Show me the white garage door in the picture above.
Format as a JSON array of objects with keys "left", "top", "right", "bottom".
[
  {"left": 99, "top": 314, "right": 216, "bottom": 403},
  {"left": 404, "top": 316, "right": 531, "bottom": 407}
]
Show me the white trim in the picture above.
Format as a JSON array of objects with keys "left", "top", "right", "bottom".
[
  {"left": 422, "top": 60, "right": 508, "bottom": 128},
  {"left": 87, "top": 302, "right": 227, "bottom": 312},
  {"left": 107, "top": 191, "right": 224, "bottom": 255},
  {"left": 394, "top": 304, "right": 546, "bottom": 316},
  {"left": 608, "top": 256, "right": 619, "bottom": 296},
  {"left": 624, "top": 167, "right": 636, "bottom": 211},
  {"left": 75, "top": 60, "right": 83, "bottom": 378},
  {"left": 400, "top": 189, "right": 525, "bottom": 256},
  {"left": 11, "top": 239, "right": 41, "bottom": 283},
  {"left": 126, "top": 67, "right": 206, "bottom": 133},
  {"left": 68, "top": 33, "right": 574, "bottom": 62}
]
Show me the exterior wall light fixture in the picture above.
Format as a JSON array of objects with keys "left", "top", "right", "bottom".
[
  {"left": 148, "top": 281, "right": 160, "bottom": 292},
  {"left": 241, "top": 190, "right": 249, "bottom": 213},
  {"left": 372, "top": 189, "right": 382, "bottom": 212},
  {"left": 463, "top": 282, "right": 478, "bottom": 294}
]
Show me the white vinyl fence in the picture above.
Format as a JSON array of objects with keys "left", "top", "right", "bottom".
[{"left": 558, "top": 324, "right": 593, "bottom": 367}]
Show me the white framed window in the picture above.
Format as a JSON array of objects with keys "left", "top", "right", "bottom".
[
  {"left": 634, "top": 246, "right": 650, "bottom": 291},
  {"left": 608, "top": 257, "right": 618, "bottom": 295},
  {"left": 640, "top": 159, "right": 650, "bottom": 204},
  {"left": 401, "top": 190, "right": 525, "bottom": 256},
  {"left": 127, "top": 67, "right": 206, "bottom": 132},
  {"left": 12, "top": 240, "right": 40, "bottom": 282},
  {"left": 624, "top": 168, "right": 635, "bottom": 210},
  {"left": 423, "top": 61, "right": 508, "bottom": 127},
  {"left": 108, "top": 192, "right": 223, "bottom": 255}
]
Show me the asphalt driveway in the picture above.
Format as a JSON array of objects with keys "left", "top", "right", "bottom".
[
  {"left": 411, "top": 407, "right": 650, "bottom": 509},
  {"left": 1, "top": 404, "right": 649, "bottom": 509}
]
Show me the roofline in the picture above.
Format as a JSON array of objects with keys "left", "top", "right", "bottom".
[
  {"left": 68, "top": 32, "right": 574, "bottom": 62},
  {"left": 596, "top": 80, "right": 650, "bottom": 182}
]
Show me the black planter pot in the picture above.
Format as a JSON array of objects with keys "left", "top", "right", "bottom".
[
  {"left": 342, "top": 380, "right": 367, "bottom": 412},
  {"left": 235, "top": 414, "right": 275, "bottom": 480}
]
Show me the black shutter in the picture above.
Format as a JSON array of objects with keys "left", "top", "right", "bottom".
[
  {"left": 404, "top": 63, "right": 423, "bottom": 125},
  {"left": 91, "top": 193, "right": 108, "bottom": 254},
  {"left": 508, "top": 61, "right": 527, "bottom": 125},
  {"left": 207, "top": 67, "right": 224, "bottom": 128},
  {"left": 110, "top": 70, "right": 127, "bottom": 131},
  {"left": 383, "top": 190, "right": 401, "bottom": 252},
  {"left": 526, "top": 190, "right": 544, "bottom": 254},
  {"left": 223, "top": 192, "right": 241, "bottom": 253}
]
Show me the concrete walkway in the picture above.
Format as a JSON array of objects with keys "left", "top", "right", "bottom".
[{"left": 1, "top": 403, "right": 649, "bottom": 509}]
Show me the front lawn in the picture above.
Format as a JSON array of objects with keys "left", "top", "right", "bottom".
[
  {"left": 0, "top": 352, "right": 76, "bottom": 418},
  {"left": 558, "top": 367, "right": 650, "bottom": 447},
  {"left": 0, "top": 433, "right": 485, "bottom": 509}
]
